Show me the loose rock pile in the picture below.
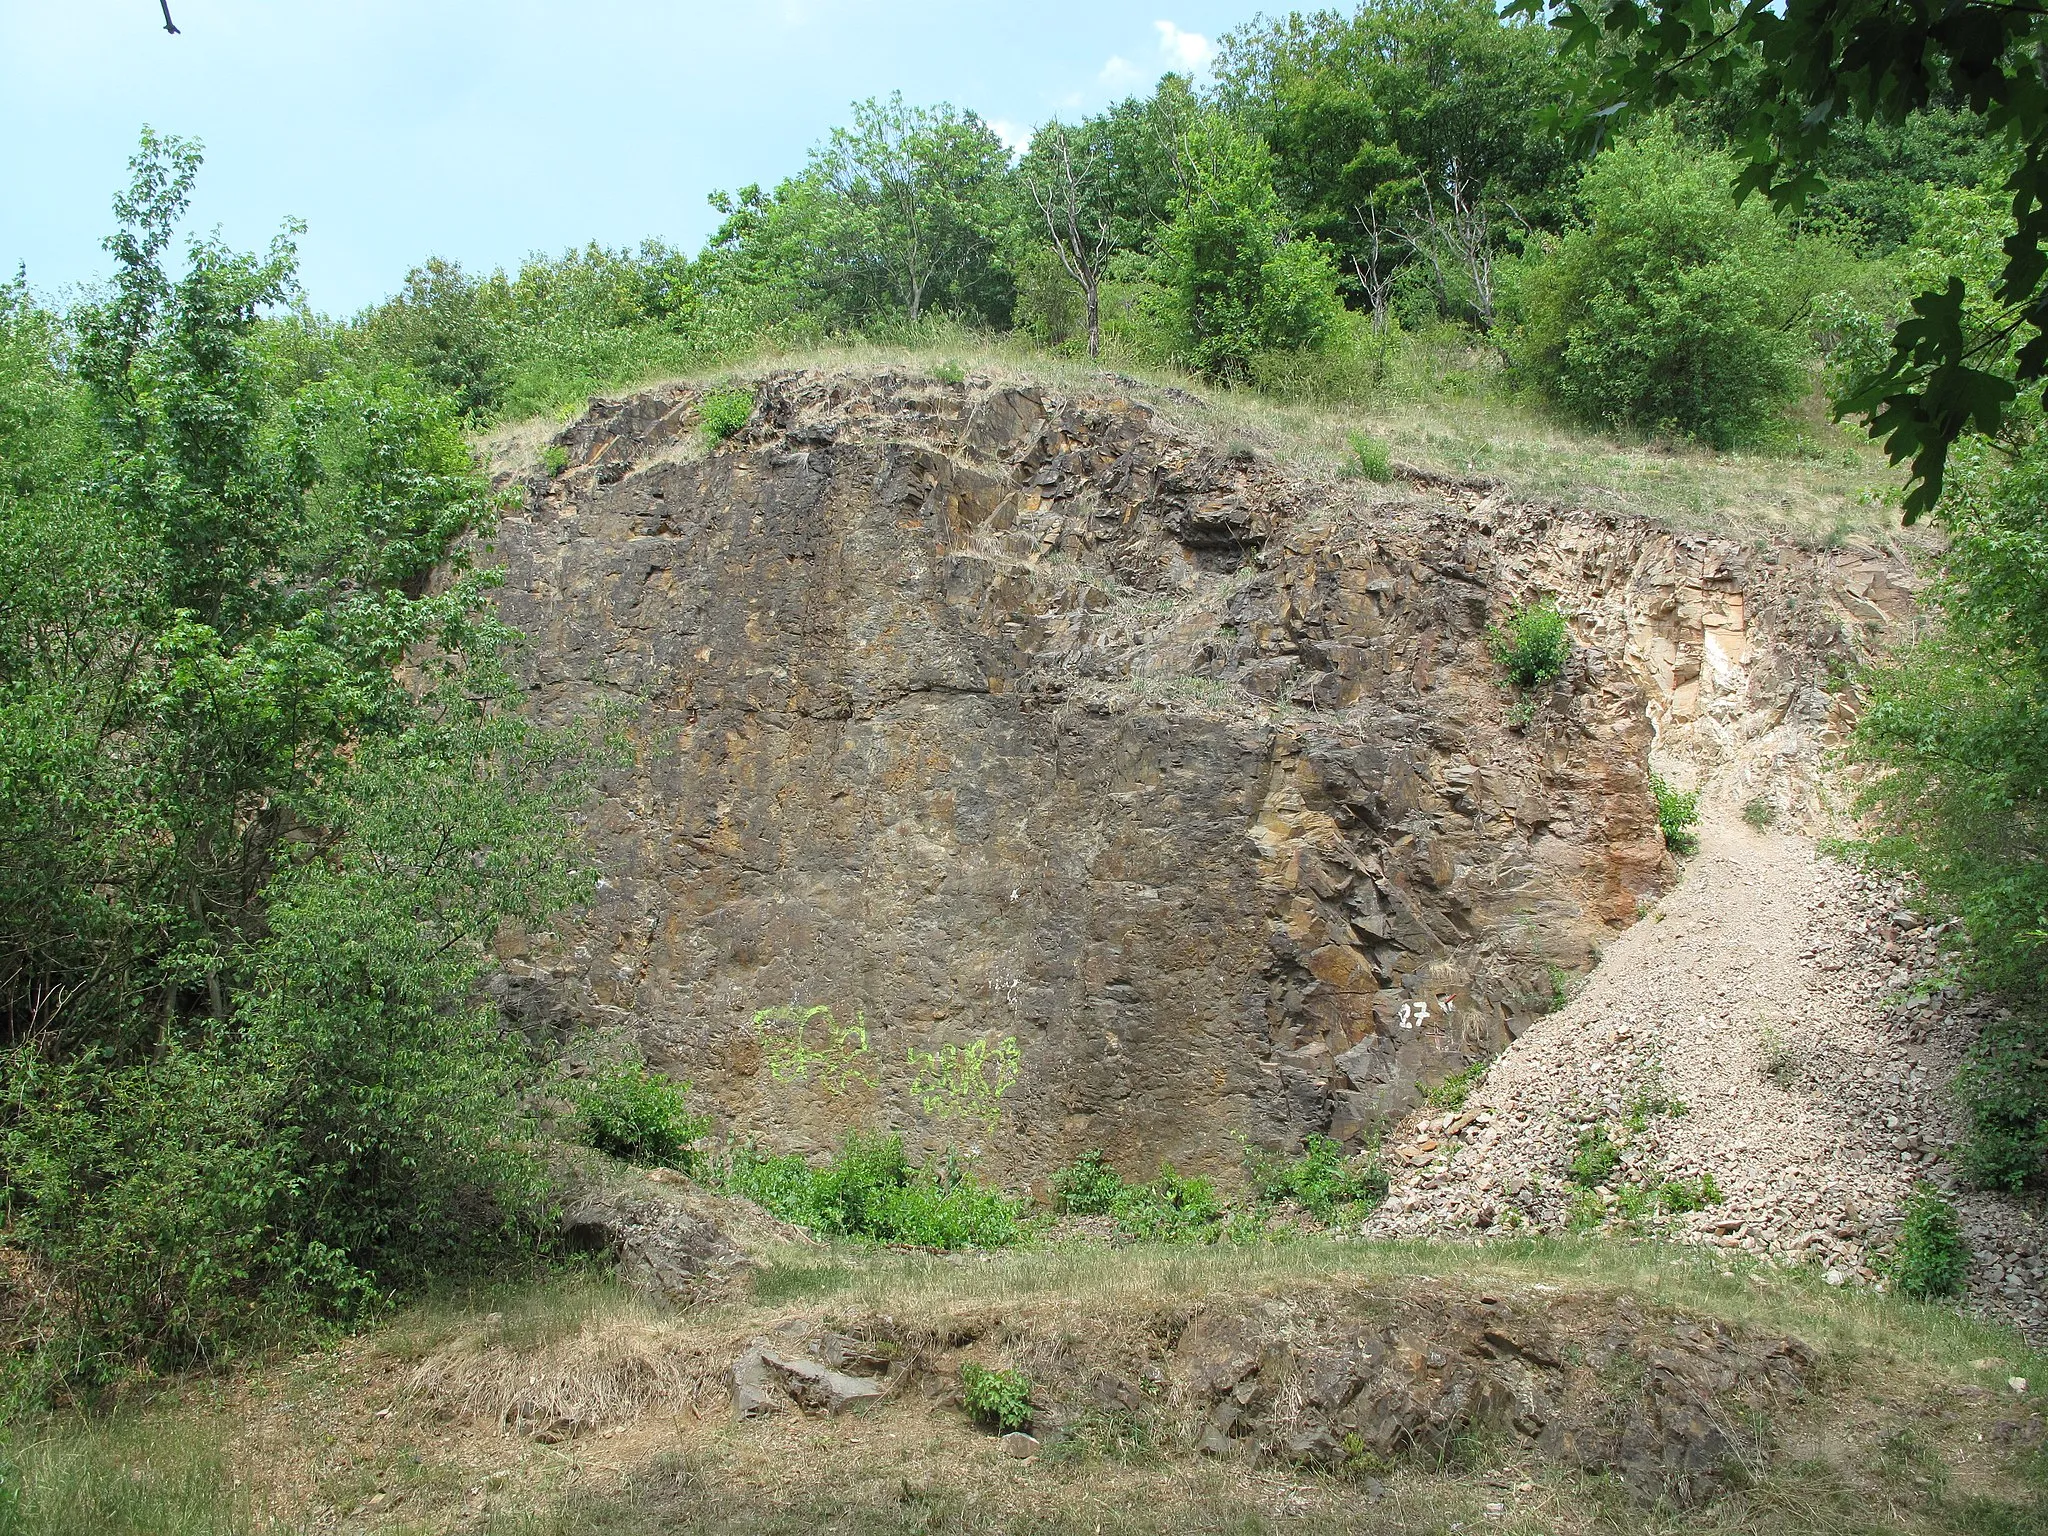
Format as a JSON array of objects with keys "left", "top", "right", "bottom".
[{"left": 1360, "top": 808, "right": 2047, "bottom": 1340}]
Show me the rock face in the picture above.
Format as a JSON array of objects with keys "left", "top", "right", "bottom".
[
  {"left": 487, "top": 369, "right": 1917, "bottom": 1177},
  {"left": 1165, "top": 1293, "right": 1812, "bottom": 1506}
]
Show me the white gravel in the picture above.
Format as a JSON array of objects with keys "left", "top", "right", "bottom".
[{"left": 1360, "top": 807, "right": 2048, "bottom": 1342}]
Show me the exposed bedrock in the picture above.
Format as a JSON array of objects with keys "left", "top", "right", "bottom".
[{"left": 485, "top": 369, "right": 1919, "bottom": 1181}]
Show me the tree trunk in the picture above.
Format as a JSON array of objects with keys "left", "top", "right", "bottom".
[{"left": 1085, "top": 279, "right": 1101, "bottom": 361}]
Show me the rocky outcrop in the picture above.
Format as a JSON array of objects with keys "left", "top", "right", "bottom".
[
  {"left": 705, "top": 1285, "right": 1815, "bottom": 1507},
  {"left": 487, "top": 369, "right": 1917, "bottom": 1176},
  {"left": 1163, "top": 1292, "right": 1813, "bottom": 1506},
  {"left": 558, "top": 1159, "right": 810, "bottom": 1302}
]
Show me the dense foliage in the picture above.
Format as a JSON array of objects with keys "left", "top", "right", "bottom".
[
  {"left": 1516, "top": 123, "right": 1808, "bottom": 446},
  {"left": 1849, "top": 439, "right": 2047, "bottom": 1187},
  {"left": 0, "top": 135, "right": 602, "bottom": 1386},
  {"left": 573, "top": 1058, "right": 712, "bottom": 1169},
  {"left": 1526, "top": 0, "right": 2048, "bottom": 516},
  {"left": 714, "top": 1133, "right": 1024, "bottom": 1249}
]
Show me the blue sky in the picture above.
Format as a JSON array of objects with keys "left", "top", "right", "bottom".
[{"left": 3, "top": 2, "right": 1253, "bottom": 315}]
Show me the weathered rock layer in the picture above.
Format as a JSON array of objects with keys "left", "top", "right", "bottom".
[{"left": 488, "top": 369, "right": 1917, "bottom": 1177}]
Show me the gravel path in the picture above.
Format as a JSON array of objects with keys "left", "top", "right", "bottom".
[{"left": 1360, "top": 808, "right": 2047, "bottom": 1341}]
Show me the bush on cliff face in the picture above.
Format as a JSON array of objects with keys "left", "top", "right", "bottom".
[{"left": 1488, "top": 600, "right": 1571, "bottom": 688}]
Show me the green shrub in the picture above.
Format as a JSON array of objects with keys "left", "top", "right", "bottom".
[
  {"left": 931, "top": 361, "right": 966, "bottom": 385},
  {"left": 959, "top": 1362, "right": 1033, "bottom": 1431},
  {"left": 1846, "top": 441, "right": 2047, "bottom": 1190},
  {"left": 1050, "top": 1149, "right": 1126, "bottom": 1215},
  {"left": 1111, "top": 1163, "right": 1227, "bottom": 1242},
  {"left": 1653, "top": 1173, "right": 1724, "bottom": 1212},
  {"left": 1566, "top": 1190, "right": 1608, "bottom": 1231},
  {"left": 1515, "top": 119, "right": 1805, "bottom": 447},
  {"left": 1344, "top": 431, "right": 1393, "bottom": 482},
  {"left": 1156, "top": 113, "right": 1343, "bottom": 383},
  {"left": 1245, "top": 1134, "right": 1388, "bottom": 1218},
  {"left": 1488, "top": 600, "right": 1571, "bottom": 688},
  {"left": 1885, "top": 1184, "right": 1972, "bottom": 1299},
  {"left": 716, "top": 1133, "right": 1023, "bottom": 1249},
  {"left": 540, "top": 443, "right": 569, "bottom": 476},
  {"left": 1952, "top": 1017, "right": 2048, "bottom": 1190},
  {"left": 573, "top": 1060, "right": 710, "bottom": 1168},
  {"left": 1568, "top": 1124, "right": 1623, "bottom": 1188},
  {"left": 1543, "top": 964, "right": 1574, "bottom": 1013},
  {"left": 1422, "top": 1060, "right": 1491, "bottom": 1111},
  {"left": 1651, "top": 773, "right": 1702, "bottom": 855},
  {"left": 1742, "top": 797, "right": 1779, "bottom": 829},
  {"left": 699, "top": 387, "right": 754, "bottom": 445}
]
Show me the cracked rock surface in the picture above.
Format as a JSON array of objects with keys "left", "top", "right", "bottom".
[{"left": 486, "top": 368, "right": 1922, "bottom": 1183}]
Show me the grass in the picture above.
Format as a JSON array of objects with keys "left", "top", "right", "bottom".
[
  {"left": 467, "top": 322, "right": 1917, "bottom": 547},
  {"left": 0, "top": 1415, "right": 254, "bottom": 1536},
  {"left": 4, "top": 1236, "right": 2043, "bottom": 1536}
]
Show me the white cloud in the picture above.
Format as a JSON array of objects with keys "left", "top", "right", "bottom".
[
  {"left": 987, "top": 118, "right": 1032, "bottom": 158},
  {"left": 1154, "top": 20, "right": 1213, "bottom": 73},
  {"left": 1099, "top": 54, "right": 1141, "bottom": 88}
]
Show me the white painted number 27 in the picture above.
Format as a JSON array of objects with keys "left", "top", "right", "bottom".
[{"left": 1397, "top": 997, "right": 1453, "bottom": 1031}]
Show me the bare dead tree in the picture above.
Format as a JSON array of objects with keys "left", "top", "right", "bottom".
[
  {"left": 1348, "top": 194, "right": 1398, "bottom": 331},
  {"left": 1402, "top": 161, "right": 1520, "bottom": 332},
  {"left": 159, "top": 1, "right": 180, "bottom": 33},
  {"left": 1024, "top": 122, "right": 1117, "bottom": 360}
]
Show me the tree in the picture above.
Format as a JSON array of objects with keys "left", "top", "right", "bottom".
[
  {"left": 1528, "top": 0, "right": 2048, "bottom": 517},
  {"left": 1157, "top": 114, "right": 1345, "bottom": 382},
  {"left": 1515, "top": 121, "right": 1805, "bottom": 446},
  {"left": 1215, "top": 0, "right": 1570, "bottom": 304},
  {"left": 812, "top": 94, "right": 1015, "bottom": 325},
  {"left": 1, "top": 132, "right": 600, "bottom": 1374},
  {"left": 1022, "top": 120, "right": 1119, "bottom": 358},
  {"left": 704, "top": 96, "right": 1017, "bottom": 331}
]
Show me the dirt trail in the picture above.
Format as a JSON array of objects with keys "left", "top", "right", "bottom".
[{"left": 1360, "top": 806, "right": 2048, "bottom": 1340}]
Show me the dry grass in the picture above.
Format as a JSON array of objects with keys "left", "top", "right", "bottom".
[
  {"left": 7, "top": 1236, "right": 2043, "bottom": 1535},
  {"left": 471, "top": 330, "right": 1915, "bottom": 548}
]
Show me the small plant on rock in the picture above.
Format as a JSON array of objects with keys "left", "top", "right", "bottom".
[
  {"left": 932, "top": 361, "right": 967, "bottom": 385},
  {"left": 1423, "top": 1060, "right": 1491, "bottom": 1111},
  {"left": 1653, "top": 1173, "right": 1724, "bottom": 1212},
  {"left": 540, "top": 443, "right": 570, "bottom": 475},
  {"left": 1742, "top": 797, "right": 1779, "bottom": 830},
  {"left": 960, "top": 1362, "right": 1033, "bottom": 1432},
  {"left": 1651, "top": 773, "right": 1702, "bottom": 855},
  {"left": 699, "top": 387, "right": 754, "bottom": 446},
  {"left": 1757, "top": 1025, "right": 1805, "bottom": 1088},
  {"left": 573, "top": 1058, "right": 711, "bottom": 1169},
  {"left": 1488, "top": 600, "right": 1571, "bottom": 688},
  {"left": 1568, "top": 1124, "right": 1623, "bottom": 1188},
  {"left": 1885, "top": 1183, "right": 1972, "bottom": 1300},
  {"left": 1541, "top": 964, "right": 1574, "bottom": 1014}
]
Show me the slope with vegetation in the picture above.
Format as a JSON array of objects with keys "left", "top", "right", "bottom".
[{"left": 0, "top": 0, "right": 2043, "bottom": 1524}]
